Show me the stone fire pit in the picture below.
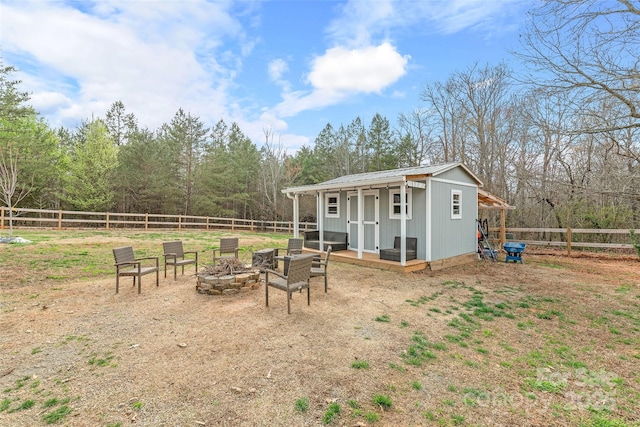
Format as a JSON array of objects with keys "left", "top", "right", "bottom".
[{"left": 196, "top": 258, "right": 261, "bottom": 295}]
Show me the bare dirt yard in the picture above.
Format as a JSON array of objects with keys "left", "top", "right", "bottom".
[{"left": 1, "top": 233, "right": 639, "bottom": 427}]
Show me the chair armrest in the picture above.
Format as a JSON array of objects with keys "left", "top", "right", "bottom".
[
  {"left": 114, "top": 261, "right": 138, "bottom": 268},
  {"left": 136, "top": 256, "right": 159, "bottom": 267},
  {"left": 183, "top": 250, "right": 198, "bottom": 256},
  {"left": 264, "top": 268, "right": 286, "bottom": 280}
]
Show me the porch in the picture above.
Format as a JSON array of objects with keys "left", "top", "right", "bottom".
[{"left": 301, "top": 248, "right": 479, "bottom": 273}]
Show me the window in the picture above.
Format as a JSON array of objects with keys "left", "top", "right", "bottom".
[
  {"left": 325, "top": 193, "right": 340, "bottom": 218},
  {"left": 451, "top": 190, "right": 462, "bottom": 219},
  {"left": 388, "top": 188, "right": 412, "bottom": 220}
]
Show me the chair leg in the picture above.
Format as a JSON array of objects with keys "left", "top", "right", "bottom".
[
  {"left": 307, "top": 285, "right": 310, "bottom": 306},
  {"left": 116, "top": 274, "right": 119, "bottom": 293},
  {"left": 156, "top": 269, "right": 159, "bottom": 286},
  {"left": 287, "top": 290, "right": 291, "bottom": 314},
  {"left": 265, "top": 283, "right": 269, "bottom": 307},
  {"left": 324, "top": 274, "right": 328, "bottom": 293},
  {"left": 137, "top": 274, "right": 142, "bottom": 294}
]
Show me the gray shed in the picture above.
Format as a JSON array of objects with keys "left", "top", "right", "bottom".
[{"left": 282, "top": 162, "right": 491, "bottom": 271}]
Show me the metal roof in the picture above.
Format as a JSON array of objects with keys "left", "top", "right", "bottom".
[{"left": 282, "top": 162, "right": 484, "bottom": 195}]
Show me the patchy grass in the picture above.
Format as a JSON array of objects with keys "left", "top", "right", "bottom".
[{"left": 1, "top": 230, "right": 639, "bottom": 426}]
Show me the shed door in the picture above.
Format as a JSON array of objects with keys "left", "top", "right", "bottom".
[{"left": 347, "top": 190, "right": 379, "bottom": 253}]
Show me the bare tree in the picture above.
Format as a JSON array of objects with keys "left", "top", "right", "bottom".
[
  {"left": 517, "top": 0, "right": 640, "bottom": 134},
  {"left": 260, "top": 128, "right": 288, "bottom": 220},
  {"left": 0, "top": 143, "right": 32, "bottom": 236},
  {"left": 396, "top": 107, "right": 438, "bottom": 166}
]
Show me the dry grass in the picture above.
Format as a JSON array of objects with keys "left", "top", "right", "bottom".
[{"left": 1, "top": 231, "right": 639, "bottom": 426}]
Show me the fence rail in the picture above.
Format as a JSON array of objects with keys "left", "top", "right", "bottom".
[
  {"left": 489, "top": 227, "right": 637, "bottom": 256},
  {"left": 1, "top": 207, "right": 638, "bottom": 256},
  {"left": 0, "top": 207, "right": 315, "bottom": 234}
]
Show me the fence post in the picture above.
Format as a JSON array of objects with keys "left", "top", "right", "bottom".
[
  {"left": 232, "top": 218, "right": 235, "bottom": 231},
  {"left": 145, "top": 213, "right": 149, "bottom": 231},
  {"left": 106, "top": 212, "right": 110, "bottom": 230},
  {"left": 58, "top": 210, "right": 62, "bottom": 230},
  {"left": 566, "top": 227, "right": 572, "bottom": 257},
  {"left": 179, "top": 215, "right": 182, "bottom": 231},
  {"left": 1, "top": 206, "right": 4, "bottom": 230}
]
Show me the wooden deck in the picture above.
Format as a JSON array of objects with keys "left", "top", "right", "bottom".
[
  {"left": 302, "top": 249, "right": 478, "bottom": 273},
  {"left": 302, "top": 248, "right": 428, "bottom": 273}
]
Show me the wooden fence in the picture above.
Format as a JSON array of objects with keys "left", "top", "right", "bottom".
[
  {"left": 1, "top": 206, "right": 637, "bottom": 256},
  {"left": 0, "top": 207, "right": 314, "bottom": 234}
]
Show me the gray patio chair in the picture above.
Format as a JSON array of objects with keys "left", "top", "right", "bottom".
[
  {"left": 163, "top": 241, "right": 198, "bottom": 280},
  {"left": 310, "top": 246, "right": 332, "bottom": 293},
  {"left": 265, "top": 254, "right": 314, "bottom": 314},
  {"left": 212, "top": 237, "right": 239, "bottom": 264},
  {"left": 113, "top": 246, "right": 159, "bottom": 294},
  {"left": 274, "top": 238, "right": 304, "bottom": 264}
]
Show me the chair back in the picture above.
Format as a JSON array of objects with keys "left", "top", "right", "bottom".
[
  {"left": 325, "top": 246, "right": 332, "bottom": 263},
  {"left": 113, "top": 246, "right": 135, "bottom": 264},
  {"left": 219, "top": 237, "right": 239, "bottom": 254},
  {"left": 287, "top": 238, "right": 304, "bottom": 255},
  {"left": 393, "top": 236, "right": 417, "bottom": 251},
  {"left": 285, "top": 255, "right": 313, "bottom": 286},
  {"left": 163, "top": 241, "right": 185, "bottom": 258}
]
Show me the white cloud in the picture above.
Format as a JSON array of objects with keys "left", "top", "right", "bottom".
[
  {"left": 270, "top": 42, "right": 409, "bottom": 118},
  {"left": 326, "top": 0, "right": 525, "bottom": 43},
  {"left": 308, "top": 43, "right": 408, "bottom": 93},
  {"left": 1, "top": 1, "right": 245, "bottom": 130},
  {"left": 268, "top": 58, "right": 291, "bottom": 92}
]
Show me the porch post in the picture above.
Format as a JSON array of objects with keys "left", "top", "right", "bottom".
[
  {"left": 317, "top": 192, "right": 324, "bottom": 252},
  {"left": 357, "top": 188, "right": 363, "bottom": 259},
  {"left": 426, "top": 178, "right": 432, "bottom": 262},
  {"left": 401, "top": 181, "right": 407, "bottom": 266},
  {"left": 293, "top": 194, "right": 300, "bottom": 238}
]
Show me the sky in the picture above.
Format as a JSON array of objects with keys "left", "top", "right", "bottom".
[{"left": 1, "top": 0, "right": 529, "bottom": 152}]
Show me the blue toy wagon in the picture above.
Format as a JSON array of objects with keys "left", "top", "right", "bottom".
[{"left": 503, "top": 242, "right": 526, "bottom": 264}]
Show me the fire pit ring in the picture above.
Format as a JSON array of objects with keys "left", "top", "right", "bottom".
[{"left": 195, "top": 258, "right": 261, "bottom": 295}]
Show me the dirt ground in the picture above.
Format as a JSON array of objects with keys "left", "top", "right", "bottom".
[{"left": 1, "top": 246, "right": 639, "bottom": 427}]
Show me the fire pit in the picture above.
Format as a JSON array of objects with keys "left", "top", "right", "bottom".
[{"left": 196, "top": 258, "right": 261, "bottom": 295}]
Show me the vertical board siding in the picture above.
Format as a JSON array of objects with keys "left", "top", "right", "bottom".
[
  {"left": 323, "top": 192, "right": 348, "bottom": 232},
  {"left": 430, "top": 181, "right": 477, "bottom": 261}
]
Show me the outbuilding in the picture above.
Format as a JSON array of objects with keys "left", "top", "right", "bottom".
[{"left": 282, "top": 162, "right": 509, "bottom": 271}]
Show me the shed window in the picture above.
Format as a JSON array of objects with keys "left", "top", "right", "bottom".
[
  {"left": 451, "top": 190, "right": 462, "bottom": 220},
  {"left": 325, "top": 193, "right": 340, "bottom": 218},
  {"left": 389, "top": 188, "right": 412, "bottom": 220}
]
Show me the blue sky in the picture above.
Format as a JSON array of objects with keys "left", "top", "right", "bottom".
[{"left": 1, "top": 0, "right": 528, "bottom": 151}]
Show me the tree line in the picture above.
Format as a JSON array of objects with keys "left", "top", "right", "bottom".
[{"left": 1, "top": 0, "right": 639, "bottom": 232}]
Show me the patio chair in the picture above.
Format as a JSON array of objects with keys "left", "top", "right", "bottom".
[
  {"left": 212, "top": 237, "right": 239, "bottom": 265},
  {"left": 310, "top": 246, "right": 332, "bottom": 293},
  {"left": 274, "top": 238, "right": 304, "bottom": 265},
  {"left": 265, "top": 255, "right": 314, "bottom": 314},
  {"left": 113, "top": 246, "right": 159, "bottom": 294},
  {"left": 163, "top": 241, "right": 198, "bottom": 280}
]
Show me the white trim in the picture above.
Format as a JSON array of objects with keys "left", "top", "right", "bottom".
[
  {"left": 451, "top": 189, "right": 462, "bottom": 220},
  {"left": 430, "top": 177, "right": 478, "bottom": 188},
  {"left": 325, "top": 193, "right": 340, "bottom": 218},
  {"left": 406, "top": 180, "right": 426, "bottom": 189},
  {"left": 388, "top": 187, "right": 412, "bottom": 220},
  {"left": 426, "top": 179, "right": 432, "bottom": 262}
]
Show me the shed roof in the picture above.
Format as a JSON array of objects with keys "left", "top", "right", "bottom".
[
  {"left": 282, "top": 162, "right": 483, "bottom": 195},
  {"left": 478, "top": 188, "right": 514, "bottom": 210}
]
